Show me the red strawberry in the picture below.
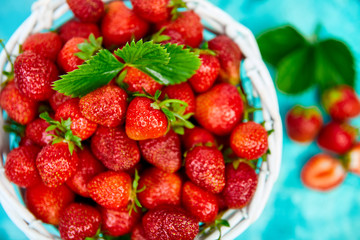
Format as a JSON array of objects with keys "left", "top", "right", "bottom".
[
  {"left": 91, "top": 126, "right": 140, "bottom": 171},
  {"left": 137, "top": 167, "right": 182, "bottom": 209},
  {"left": 188, "top": 54, "right": 220, "bottom": 93},
  {"left": 25, "top": 118, "right": 55, "bottom": 146},
  {"left": 59, "top": 203, "right": 101, "bottom": 240},
  {"left": 36, "top": 142, "right": 79, "bottom": 187},
  {"left": 80, "top": 85, "right": 128, "bottom": 127},
  {"left": 4, "top": 146, "right": 41, "bottom": 187},
  {"left": 25, "top": 183, "right": 75, "bottom": 225},
  {"left": 100, "top": 206, "right": 141, "bottom": 236},
  {"left": 14, "top": 51, "right": 58, "bottom": 100},
  {"left": 0, "top": 81, "right": 38, "bottom": 125},
  {"left": 230, "top": 121, "right": 269, "bottom": 160},
  {"left": 66, "top": 0, "right": 104, "bottom": 23},
  {"left": 131, "top": 0, "right": 170, "bottom": 23},
  {"left": 185, "top": 146, "right": 225, "bottom": 194},
  {"left": 87, "top": 171, "right": 132, "bottom": 209},
  {"left": 216, "top": 193, "right": 228, "bottom": 211},
  {"left": 139, "top": 130, "right": 181, "bottom": 173},
  {"left": 122, "top": 67, "right": 163, "bottom": 95},
  {"left": 19, "top": 136, "right": 37, "bottom": 147},
  {"left": 125, "top": 97, "right": 168, "bottom": 140},
  {"left": 345, "top": 143, "right": 360, "bottom": 175},
  {"left": 182, "top": 126, "right": 216, "bottom": 150},
  {"left": 182, "top": 181, "right": 219, "bottom": 223},
  {"left": 57, "top": 37, "right": 86, "bottom": 72},
  {"left": 222, "top": 162, "right": 258, "bottom": 208},
  {"left": 142, "top": 205, "right": 199, "bottom": 240},
  {"left": 285, "top": 105, "right": 323, "bottom": 143},
  {"left": 208, "top": 35, "right": 242, "bottom": 85},
  {"left": 161, "top": 82, "right": 195, "bottom": 114},
  {"left": 49, "top": 91, "right": 72, "bottom": 111},
  {"left": 59, "top": 19, "right": 101, "bottom": 43},
  {"left": 195, "top": 83, "right": 243, "bottom": 135},
  {"left": 317, "top": 121, "right": 357, "bottom": 154},
  {"left": 301, "top": 154, "right": 346, "bottom": 191},
  {"left": 131, "top": 224, "right": 148, "bottom": 240},
  {"left": 156, "top": 11, "right": 203, "bottom": 48},
  {"left": 66, "top": 146, "right": 105, "bottom": 197},
  {"left": 101, "top": 1, "right": 149, "bottom": 47},
  {"left": 22, "top": 32, "right": 63, "bottom": 61},
  {"left": 157, "top": 29, "right": 186, "bottom": 45},
  {"left": 322, "top": 85, "right": 360, "bottom": 121}
]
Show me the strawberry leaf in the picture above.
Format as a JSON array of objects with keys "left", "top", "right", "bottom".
[{"left": 74, "top": 34, "right": 103, "bottom": 60}]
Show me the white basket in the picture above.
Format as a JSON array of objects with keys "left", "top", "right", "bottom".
[{"left": 0, "top": 0, "right": 283, "bottom": 239}]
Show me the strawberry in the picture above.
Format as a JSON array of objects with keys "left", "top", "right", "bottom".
[
  {"left": 285, "top": 105, "right": 323, "bottom": 143},
  {"left": 25, "top": 118, "right": 55, "bottom": 146},
  {"left": 101, "top": 1, "right": 149, "bottom": 48},
  {"left": 156, "top": 10, "right": 203, "bottom": 48},
  {"left": 317, "top": 121, "right": 357, "bottom": 154},
  {"left": 230, "top": 121, "right": 269, "bottom": 160},
  {"left": 66, "top": 146, "right": 105, "bottom": 197},
  {"left": 216, "top": 193, "right": 228, "bottom": 211},
  {"left": 57, "top": 37, "right": 86, "bottom": 72},
  {"left": 91, "top": 126, "right": 140, "bottom": 171},
  {"left": 59, "top": 203, "right": 101, "bottom": 240},
  {"left": 301, "top": 154, "right": 346, "bottom": 191},
  {"left": 161, "top": 82, "right": 195, "bottom": 114},
  {"left": 188, "top": 54, "right": 220, "bottom": 93},
  {"left": 131, "top": 224, "right": 148, "bottom": 240},
  {"left": 79, "top": 85, "right": 128, "bottom": 127},
  {"left": 66, "top": 0, "right": 104, "bottom": 23},
  {"left": 19, "top": 136, "right": 37, "bottom": 147},
  {"left": 222, "top": 162, "right": 258, "bottom": 208},
  {"left": 131, "top": 0, "right": 170, "bottom": 23},
  {"left": 137, "top": 167, "right": 182, "bottom": 209},
  {"left": 87, "top": 171, "right": 132, "bottom": 209},
  {"left": 322, "top": 85, "right": 360, "bottom": 121},
  {"left": 14, "top": 51, "right": 58, "bottom": 100},
  {"left": 182, "top": 181, "right": 219, "bottom": 223},
  {"left": 139, "top": 130, "right": 182, "bottom": 173},
  {"left": 36, "top": 142, "right": 79, "bottom": 187},
  {"left": 100, "top": 206, "right": 141, "bottom": 236},
  {"left": 122, "top": 66, "right": 163, "bottom": 95},
  {"left": 0, "top": 81, "right": 38, "bottom": 125},
  {"left": 182, "top": 126, "right": 216, "bottom": 150},
  {"left": 344, "top": 143, "right": 360, "bottom": 175},
  {"left": 208, "top": 35, "right": 242, "bottom": 85},
  {"left": 49, "top": 91, "right": 72, "bottom": 111},
  {"left": 185, "top": 146, "right": 225, "bottom": 194},
  {"left": 4, "top": 146, "right": 41, "bottom": 187},
  {"left": 22, "top": 32, "right": 63, "bottom": 61},
  {"left": 154, "top": 29, "right": 186, "bottom": 45},
  {"left": 142, "top": 205, "right": 199, "bottom": 240},
  {"left": 59, "top": 19, "right": 100, "bottom": 43},
  {"left": 195, "top": 83, "right": 243, "bottom": 135},
  {"left": 25, "top": 183, "right": 75, "bottom": 225}
]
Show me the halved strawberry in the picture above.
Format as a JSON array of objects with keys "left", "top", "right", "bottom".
[{"left": 344, "top": 143, "right": 360, "bottom": 175}]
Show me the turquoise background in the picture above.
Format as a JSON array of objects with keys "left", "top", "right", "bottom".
[{"left": 1, "top": 0, "right": 360, "bottom": 239}]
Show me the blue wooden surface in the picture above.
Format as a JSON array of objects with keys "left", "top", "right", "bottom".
[{"left": 0, "top": 0, "right": 360, "bottom": 239}]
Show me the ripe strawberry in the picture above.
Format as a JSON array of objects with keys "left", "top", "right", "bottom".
[
  {"left": 301, "top": 154, "right": 346, "bottom": 191},
  {"left": 208, "top": 35, "right": 242, "bottom": 85},
  {"left": 139, "top": 130, "right": 181, "bottom": 173},
  {"left": 101, "top": 1, "right": 149, "bottom": 47},
  {"left": 222, "top": 162, "right": 258, "bottom": 208},
  {"left": 188, "top": 54, "right": 220, "bottom": 93},
  {"left": 80, "top": 85, "right": 128, "bottom": 127},
  {"left": 195, "top": 83, "right": 243, "bottom": 135},
  {"left": 59, "top": 19, "right": 100, "bottom": 43},
  {"left": 185, "top": 146, "right": 225, "bottom": 194},
  {"left": 182, "top": 181, "right": 219, "bottom": 223},
  {"left": 322, "top": 85, "right": 360, "bottom": 121},
  {"left": 161, "top": 82, "right": 195, "bottom": 114},
  {"left": 156, "top": 29, "right": 186, "bottom": 45},
  {"left": 25, "top": 118, "right": 55, "bottom": 146},
  {"left": 25, "top": 183, "right": 75, "bottom": 225},
  {"left": 0, "top": 81, "right": 38, "bottom": 125},
  {"left": 285, "top": 105, "right": 323, "bottom": 143},
  {"left": 317, "top": 121, "right": 357, "bottom": 154},
  {"left": 4, "top": 146, "right": 41, "bottom": 187},
  {"left": 22, "top": 32, "right": 63, "bottom": 61},
  {"left": 91, "top": 126, "right": 140, "bottom": 171},
  {"left": 36, "top": 142, "right": 79, "bottom": 187},
  {"left": 156, "top": 11, "right": 203, "bottom": 48},
  {"left": 87, "top": 171, "right": 132, "bottom": 209},
  {"left": 137, "top": 167, "right": 182, "bottom": 209},
  {"left": 100, "top": 206, "right": 141, "bottom": 236},
  {"left": 344, "top": 143, "right": 360, "bottom": 175},
  {"left": 230, "top": 121, "right": 269, "bottom": 160},
  {"left": 14, "top": 51, "right": 58, "bottom": 100},
  {"left": 66, "top": 0, "right": 104, "bottom": 23},
  {"left": 131, "top": 0, "right": 170, "bottom": 23},
  {"left": 216, "top": 193, "right": 228, "bottom": 211},
  {"left": 122, "top": 66, "right": 163, "bottom": 95},
  {"left": 57, "top": 37, "right": 86, "bottom": 72},
  {"left": 66, "top": 146, "right": 105, "bottom": 197},
  {"left": 131, "top": 224, "right": 148, "bottom": 240},
  {"left": 49, "top": 91, "right": 72, "bottom": 111},
  {"left": 182, "top": 126, "right": 216, "bottom": 150},
  {"left": 142, "top": 205, "right": 199, "bottom": 240},
  {"left": 19, "top": 136, "right": 37, "bottom": 147},
  {"left": 59, "top": 203, "right": 101, "bottom": 240}
]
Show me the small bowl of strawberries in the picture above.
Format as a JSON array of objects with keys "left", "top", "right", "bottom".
[{"left": 0, "top": 0, "right": 282, "bottom": 239}]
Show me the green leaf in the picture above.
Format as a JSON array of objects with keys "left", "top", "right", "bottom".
[
  {"left": 162, "top": 108, "right": 176, "bottom": 122},
  {"left": 215, "top": 219, "right": 230, "bottom": 228},
  {"left": 53, "top": 49, "right": 124, "bottom": 97},
  {"left": 45, "top": 125, "right": 57, "bottom": 132},
  {"left": 257, "top": 25, "right": 308, "bottom": 66},
  {"left": 74, "top": 34, "right": 103, "bottom": 60}
]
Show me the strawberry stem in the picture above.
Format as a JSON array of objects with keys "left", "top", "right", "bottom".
[{"left": 128, "top": 169, "right": 145, "bottom": 215}]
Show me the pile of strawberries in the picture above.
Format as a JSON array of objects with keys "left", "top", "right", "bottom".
[{"left": 286, "top": 85, "right": 360, "bottom": 191}]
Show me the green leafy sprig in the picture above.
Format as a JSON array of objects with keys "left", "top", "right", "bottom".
[
  {"left": 199, "top": 217, "right": 230, "bottom": 240},
  {"left": 74, "top": 34, "right": 103, "bottom": 61},
  {"left": 128, "top": 169, "right": 146, "bottom": 215}
]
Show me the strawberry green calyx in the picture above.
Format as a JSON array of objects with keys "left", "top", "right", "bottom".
[
  {"left": 74, "top": 34, "right": 103, "bottom": 61},
  {"left": 237, "top": 86, "right": 262, "bottom": 121},
  {"left": 0, "top": 39, "right": 14, "bottom": 82},
  {"left": 199, "top": 216, "right": 230, "bottom": 240},
  {"left": 291, "top": 105, "right": 322, "bottom": 119},
  {"left": 169, "top": 0, "right": 187, "bottom": 21},
  {"left": 128, "top": 169, "right": 145, "bottom": 215},
  {"left": 3, "top": 119, "right": 25, "bottom": 137},
  {"left": 151, "top": 27, "right": 172, "bottom": 43}
]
